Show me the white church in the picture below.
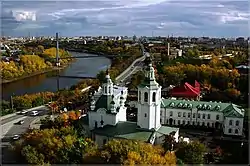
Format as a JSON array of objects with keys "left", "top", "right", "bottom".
[
  {"left": 84, "top": 54, "right": 245, "bottom": 146},
  {"left": 87, "top": 55, "right": 179, "bottom": 146}
]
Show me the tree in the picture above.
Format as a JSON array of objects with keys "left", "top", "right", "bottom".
[
  {"left": 175, "top": 141, "right": 207, "bottom": 164},
  {"left": 21, "top": 145, "right": 45, "bottom": 165},
  {"left": 83, "top": 139, "right": 176, "bottom": 165},
  {"left": 162, "top": 133, "right": 176, "bottom": 152},
  {"left": 96, "top": 70, "right": 106, "bottom": 84}
]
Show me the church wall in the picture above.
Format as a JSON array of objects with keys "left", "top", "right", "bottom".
[
  {"left": 88, "top": 111, "right": 117, "bottom": 130},
  {"left": 94, "top": 134, "right": 109, "bottom": 147}
]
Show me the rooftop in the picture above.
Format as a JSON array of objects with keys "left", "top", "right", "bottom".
[
  {"left": 161, "top": 99, "right": 244, "bottom": 118},
  {"left": 92, "top": 121, "right": 180, "bottom": 143},
  {"left": 92, "top": 121, "right": 153, "bottom": 142}
]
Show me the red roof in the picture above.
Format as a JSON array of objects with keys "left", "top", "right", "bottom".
[{"left": 170, "top": 81, "right": 200, "bottom": 98}]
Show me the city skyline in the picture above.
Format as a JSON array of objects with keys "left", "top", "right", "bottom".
[{"left": 1, "top": 0, "right": 249, "bottom": 37}]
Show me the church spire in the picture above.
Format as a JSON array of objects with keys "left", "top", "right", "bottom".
[{"left": 143, "top": 53, "right": 156, "bottom": 82}]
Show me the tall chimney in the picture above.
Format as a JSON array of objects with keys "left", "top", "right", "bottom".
[
  {"left": 167, "top": 43, "right": 170, "bottom": 56},
  {"left": 56, "top": 32, "right": 59, "bottom": 65}
]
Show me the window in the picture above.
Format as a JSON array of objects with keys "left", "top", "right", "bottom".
[
  {"left": 144, "top": 92, "right": 148, "bottom": 102},
  {"left": 198, "top": 113, "right": 200, "bottom": 118},
  {"left": 95, "top": 121, "right": 98, "bottom": 128},
  {"left": 229, "top": 120, "right": 233, "bottom": 125},
  {"left": 170, "top": 111, "right": 173, "bottom": 116},
  {"left": 178, "top": 112, "right": 181, "bottom": 117},
  {"left": 178, "top": 120, "right": 181, "bottom": 125},
  {"left": 212, "top": 123, "right": 215, "bottom": 128},
  {"left": 216, "top": 115, "right": 219, "bottom": 120},
  {"left": 103, "top": 139, "right": 107, "bottom": 145},
  {"left": 193, "top": 113, "right": 195, "bottom": 118},
  {"left": 193, "top": 121, "right": 195, "bottom": 125},
  {"left": 236, "top": 120, "right": 239, "bottom": 126},
  {"left": 207, "top": 114, "right": 210, "bottom": 119},
  {"left": 183, "top": 112, "right": 186, "bottom": 117},
  {"left": 160, "top": 119, "right": 162, "bottom": 123},
  {"left": 188, "top": 113, "right": 191, "bottom": 118},
  {"left": 235, "top": 129, "right": 238, "bottom": 134},
  {"left": 202, "top": 114, "right": 205, "bottom": 119},
  {"left": 228, "top": 128, "right": 232, "bottom": 133},
  {"left": 139, "top": 92, "right": 141, "bottom": 101},
  {"left": 173, "top": 120, "right": 175, "bottom": 125},
  {"left": 182, "top": 120, "right": 185, "bottom": 125},
  {"left": 160, "top": 110, "right": 162, "bottom": 116},
  {"left": 104, "top": 87, "right": 107, "bottom": 93},
  {"left": 152, "top": 92, "right": 156, "bottom": 102},
  {"left": 187, "top": 121, "right": 190, "bottom": 125},
  {"left": 109, "top": 86, "right": 111, "bottom": 93},
  {"left": 144, "top": 113, "right": 147, "bottom": 117},
  {"left": 197, "top": 122, "right": 200, "bottom": 126},
  {"left": 202, "top": 122, "right": 205, "bottom": 126},
  {"left": 207, "top": 122, "right": 210, "bottom": 127}
]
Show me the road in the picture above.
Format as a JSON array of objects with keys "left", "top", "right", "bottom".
[{"left": 1, "top": 108, "right": 49, "bottom": 164}]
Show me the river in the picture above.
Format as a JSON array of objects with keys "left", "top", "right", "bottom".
[{"left": 2, "top": 52, "right": 111, "bottom": 100}]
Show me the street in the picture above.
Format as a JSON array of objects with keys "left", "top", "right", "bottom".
[{"left": 1, "top": 108, "right": 49, "bottom": 164}]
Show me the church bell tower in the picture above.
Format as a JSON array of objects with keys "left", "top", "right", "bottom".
[{"left": 137, "top": 54, "right": 162, "bottom": 130}]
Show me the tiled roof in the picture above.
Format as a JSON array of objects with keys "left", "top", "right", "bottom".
[
  {"left": 161, "top": 99, "right": 244, "bottom": 118},
  {"left": 92, "top": 121, "right": 153, "bottom": 142}
]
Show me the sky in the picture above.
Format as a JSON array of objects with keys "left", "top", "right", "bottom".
[{"left": 1, "top": 0, "right": 249, "bottom": 37}]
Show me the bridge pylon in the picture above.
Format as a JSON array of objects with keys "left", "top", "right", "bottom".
[{"left": 55, "top": 32, "right": 60, "bottom": 67}]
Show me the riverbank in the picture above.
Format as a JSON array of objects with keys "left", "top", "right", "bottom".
[{"left": 2, "top": 66, "right": 66, "bottom": 84}]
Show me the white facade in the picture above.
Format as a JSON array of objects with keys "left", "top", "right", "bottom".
[
  {"left": 137, "top": 58, "right": 162, "bottom": 130},
  {"left": 88, "top": 71, "right": 128, "bottom": 130},
  {"left": 160, "top": 100, "right": 245, "bottom": 136},
  {"left": 223, "top": 117, "right": 244, "bottom": 136}
]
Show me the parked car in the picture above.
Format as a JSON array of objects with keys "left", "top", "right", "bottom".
[{"left": 12, "top": 135, "right": 20, "bottom": 140}]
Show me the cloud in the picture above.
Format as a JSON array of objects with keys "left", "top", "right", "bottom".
[
  {"left": 12, "top": 11, "right": 36, "bottom": 21},
  {"left": 1, "top": 0, "right": 249, "bottom": 37}
]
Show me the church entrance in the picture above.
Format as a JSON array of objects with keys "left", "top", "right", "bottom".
[
  {"left": 169, "top": 118, "right": 173, "bottom": 126},
  {"left": 215, "top": 122, "right": 221, "bottom": 129}
]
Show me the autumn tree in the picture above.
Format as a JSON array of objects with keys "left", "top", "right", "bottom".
[
  {"left": 13, "top": 126, "right": 95, "bottom": 165},
  {"left": 83, "top": 139, "right": 176, "bottom": 165}
]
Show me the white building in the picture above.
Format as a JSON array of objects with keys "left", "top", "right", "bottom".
[
  {"left": 160, "top": 100, "right": 245, "bottom": 136},
  {"left": 86, "top": 57, "right": 179, "bottom": 147}
]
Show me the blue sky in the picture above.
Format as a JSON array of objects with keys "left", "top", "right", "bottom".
[{"left": 1, "top": 0, "right": 249, "bottom": 37}]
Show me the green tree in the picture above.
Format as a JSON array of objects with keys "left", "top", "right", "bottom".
[
  {"left": 96, "top": 70, "right": 106, "bottom": 84},
  {"left": 175, "top": 141, "right": 207, "bottom": 164},
  {"left": 21, "top": 145, "right": 45, "bottom": 165},
  {"left": 162, "top": 133, "right": 176, "bottom": 152}
]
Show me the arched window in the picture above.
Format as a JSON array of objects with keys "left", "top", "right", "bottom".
[
  {"left": 229, "top": 120, "right": 233, "bottom": 125},
  {"left": 139, "top": 92, "right": 141, "bottom": 101},
  {"left": 104, "top": 86, "right": 107, "bottom": 93},
  {"left": 235, "top": 129, "right": 238, "bottom": 134},
  {"left": 152, "top": 92, "right": 156, "bottom": 102},
  {"left": 144, "top": 92, "right": 148, "bottom": 102},
  {"left": 216, "top": 115, "right": 219, "bottom": 120},
  {"left": 228, "top": 128, "right": 232, "bottom": 133},
  {"left": 183, "top": 112, "right": 186, "bottom": 117},
  {"left": 182, "top": 120, "right": 185, "bottom": 125},
  {"left": 178, "top": 112, "right": 181, "bottom": 117},
  {"left": 236, "top": 120, "right": 239, "bottom": 126},
  {"left": 109, "top": 86, "right": 111, "bottom": 93}
]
